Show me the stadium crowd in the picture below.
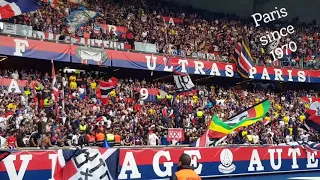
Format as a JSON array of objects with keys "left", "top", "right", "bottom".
[
  {"left": 0, "top": 67, "right": 319, "bottom": 149},
  {"left": 2, "top": 0, "right": 320, "bottom": 68}
]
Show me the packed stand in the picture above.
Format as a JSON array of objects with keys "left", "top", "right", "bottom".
[
  {"left": 1, "top": 0, "right": 319, "bottom": 69},
  {"left": 0, "top": 68, "right": 319, "bottom": 149}
]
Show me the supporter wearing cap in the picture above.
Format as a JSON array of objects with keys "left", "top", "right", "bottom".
[{"left": 170, "top": 153, "right": 201, "bottom": 180}]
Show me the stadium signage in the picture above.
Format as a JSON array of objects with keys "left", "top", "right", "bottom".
[
  {"left": 33, "top": 31, "right": 125, "bottom": 50},
  {"left": 0, "top": 146, "right": 319, "bottom": 180},
  {"left": 0, "top": 22, "right": 125, "bottom": 50},
  {"left": 144, "top": 56, "right": 308, "bottom": 82},
  {"left": 0, "top": 35, "right": 319, "bottom": 83}
]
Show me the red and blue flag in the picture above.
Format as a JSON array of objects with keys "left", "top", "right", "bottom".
[
  {"left": 305, "top": 101, "right": 320, "bottom": 132},
  {"left": 0, "top": 0, "right": 40, "bottom": 19},
  {"left": 300, "top": 97, "right": 320, "bottom": 103},
  {"left": 232, "top": 40, "right": 255, "bottom": 78},
  {"left": 96, "top": 77, "right": 118, "bottom": 104}
]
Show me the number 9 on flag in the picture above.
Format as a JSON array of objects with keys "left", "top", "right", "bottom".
[{"left": 139, "top": 88, "right": 149, "bottom": 100}]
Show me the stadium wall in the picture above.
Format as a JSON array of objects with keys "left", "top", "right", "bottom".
[
  {"left": 177, "top": 0, "right": 254, "bottom": 17},
  {"left": 258, "top": 0, "right": 320, "bottom": 22},
  {"left": 0, "top": 146, "right": 319, "bottom": 180}
]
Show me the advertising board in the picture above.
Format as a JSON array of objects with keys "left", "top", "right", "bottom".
[
  {"left": 0, "top": 146, "right": 319, "bottom": 180},
  {"left": 0, "top": 35, "right": 319, "bottom": 83}
]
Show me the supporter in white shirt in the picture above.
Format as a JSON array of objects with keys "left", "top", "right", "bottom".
[
  {"left": 105, "top": 118, "right": 112, "bottom": 129},
  {"left": 11, "top": 71, "right": 19, "bottom": 80},
  {"left": 20, "top": 95, "right": 27, "bottom": 106},
  {"left": 72, "top": 134, "right": 80, "bottom": 146},
  {"left": 285, "top": 135, "right": 293, "bottom": 143},
  {"left": 300, "top": 132, "right": 310, "bottom": 142},
  {"left": 252, "top": 134, "right": 260, "bottom": 144},
  {"left": 109, "top": 110, "right": 116, "bottom": 117},
  {"left": 148, "top": 131, "right": 159, "bottom": 146},
  {"left": 185, "top": 115, "right": 191, "bottom": 128},
  {"left": 41, "top": 116, "right": 48, "bottom": 123},
  {"left": 267, "top": 128, "right": 274, "bottom": 138}
]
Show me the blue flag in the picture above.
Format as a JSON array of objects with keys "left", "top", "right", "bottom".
[
  {"left": 66, "top": 7, "right": 98, "bottom": 31},
  {"left": 103, "top": 139, "right": 109, "bottom": 148},
  {"left": 54, "top": 148, "right": 119, "bottom": 180}
]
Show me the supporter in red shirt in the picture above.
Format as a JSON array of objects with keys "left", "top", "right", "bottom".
[{"left": 6, "top": 132, "right": 18, "bottom": 149}]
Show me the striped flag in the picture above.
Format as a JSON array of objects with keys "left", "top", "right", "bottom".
[
  {"left": 300, "top": 97, "right": 320, "bottom": 103},
  {"left": 225, "top": 99, "right": 271, "bottom": 125},
  {"left": 0, "top": 0, "right": 40, "bottom": 19},
  {"left": 232, "top": 40, "right": 255, "bottom": 78},
  {"left": 96, "top": 77, "right": 118, "bottom": 104},
  {"left": 193, "top": 130, "right": 208, "bottom": 147},
  {"left": 191, "top": 100, "right": 271, "bottom": 147},
  {"left": 304, "top": 142, "right": 320, "bottom": 151},
  {"left": 51, "top": 59, "right": 59, "bottom": 101},
  {"left": 208, "top": 101, "right": 269, "bottom": 138},
  {"left": 191, "top": 130, "right": 215, "bottom": 147}
]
